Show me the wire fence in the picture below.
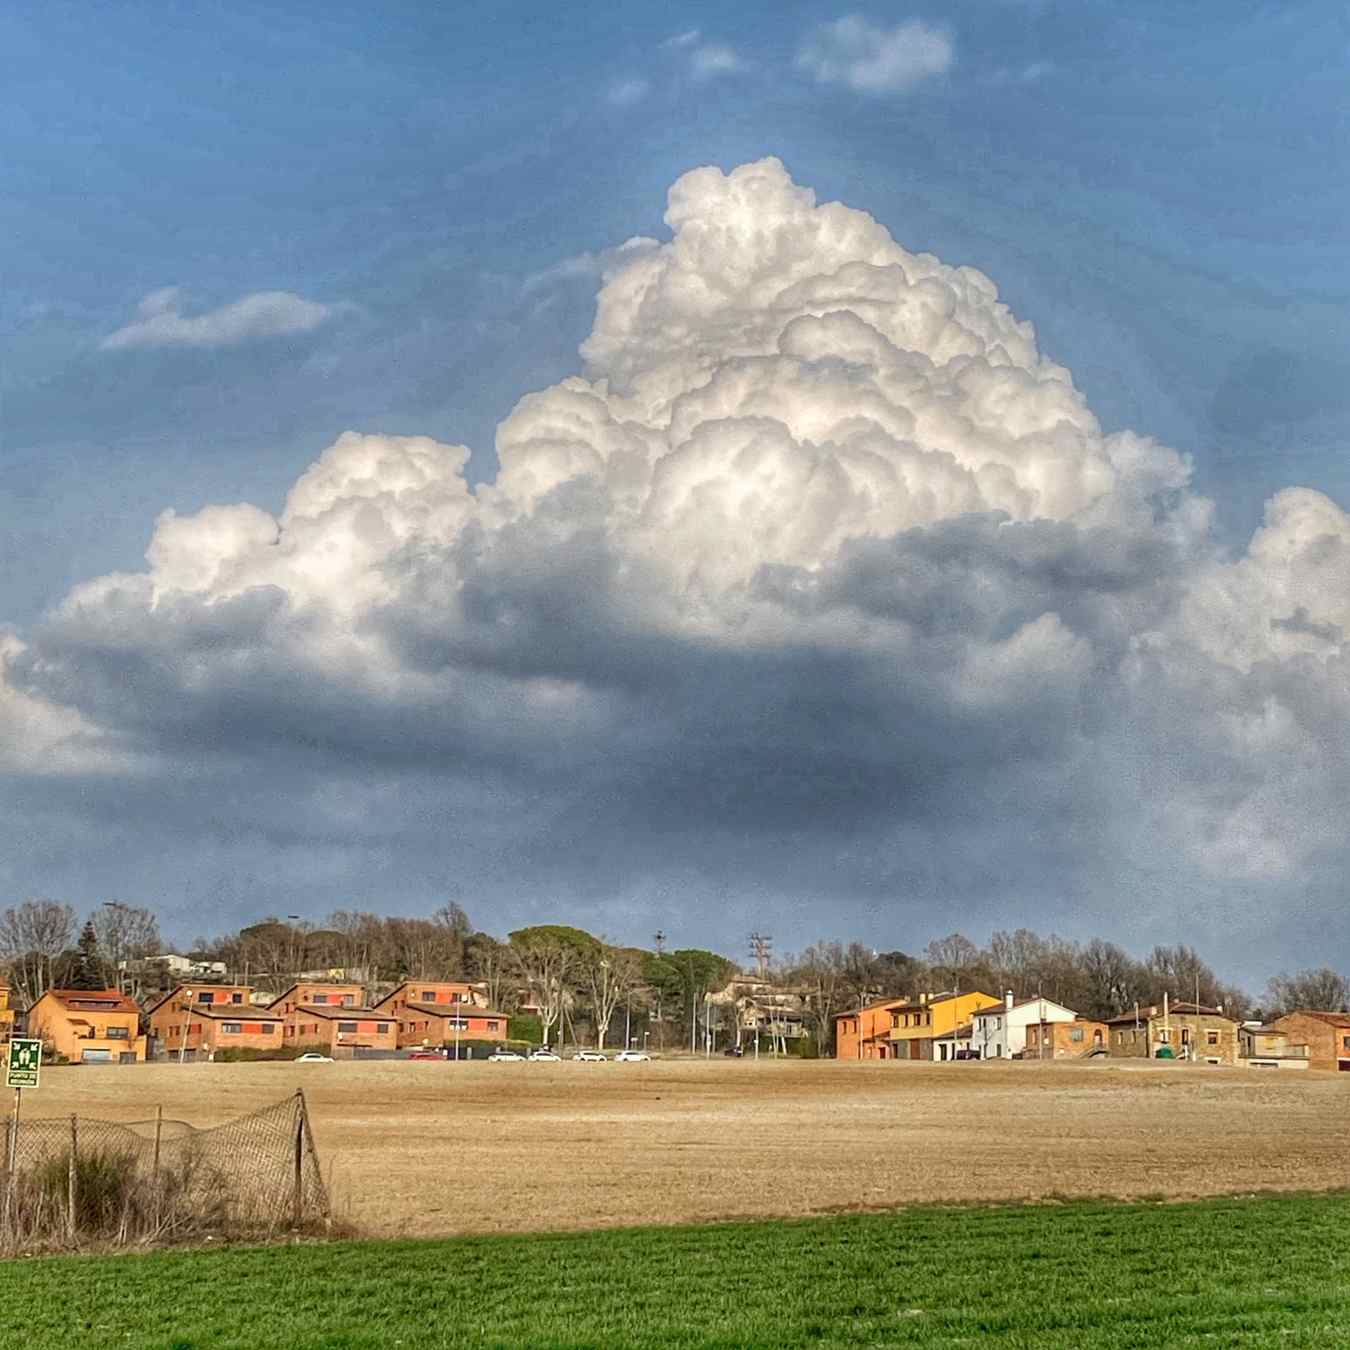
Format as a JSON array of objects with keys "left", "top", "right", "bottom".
[{"left": 0, "top": 1090, "right": 328, "bottom": 1252}]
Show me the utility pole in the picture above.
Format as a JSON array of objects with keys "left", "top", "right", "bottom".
[{"left": 748, "top": 933, "right": 772, "bottom": 981}]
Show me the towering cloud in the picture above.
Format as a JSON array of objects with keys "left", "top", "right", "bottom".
[{"left": 7, "top": 159, "right": 1350, "bottom": 960}]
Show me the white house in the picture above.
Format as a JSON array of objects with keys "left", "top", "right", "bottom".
[{"left": 971, "top": 993, "right": 1078, "bottom": 1059}]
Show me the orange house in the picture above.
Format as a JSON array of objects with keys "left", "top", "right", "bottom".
[
  {"left": 146, "top": 987, "right": 285, "bottom": 1057},
  {"left": 372, "top": 981, "right": 485, "bottom": 1016},
  {"left": 0, "top": 984, "right": 14, "bottom": 1040},
  {"left": 283, "top": 1005, "right": 398, "bottom": 1054},
  {"left": 27, "top": 989, "right": 147, "bottom": 1064},
  {"left": 267, "top": 982, "right": 365, "bottom": 1017},
  {"left": 388, "top": 1003, "right": 510, "bottom": 1050},
  {"left": 835, "top": 998, "right": 908, "bottom": 1059}
]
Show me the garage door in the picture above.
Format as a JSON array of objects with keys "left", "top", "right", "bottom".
[{"left": 81, "top": 1049, "right": 112, "bottom": 1063}]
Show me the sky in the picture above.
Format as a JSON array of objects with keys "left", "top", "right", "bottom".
[{"left": 3, "top": 2, "right": 1349, "bottom": 986}]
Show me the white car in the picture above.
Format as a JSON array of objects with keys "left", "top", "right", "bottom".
[
  {"left": 488, "top": 1050, "right": 524, "bottom": 1062},
  {"left": 615, "top": 1050, "right": 651, "bottom": 1062},
  {"left": 294, "top": 1052, "right": 334, "bottom": 1063},
  {"left": 572, "top": 1050, "right": 607, "bottom": 1062},
  {"left": 528, "top": 1049, "right": 561, "bottom": 1062}
]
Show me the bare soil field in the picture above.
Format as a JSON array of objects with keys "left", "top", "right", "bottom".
[{"left": 19, "top": 1058, "right": 1350, "bottom": 1238}]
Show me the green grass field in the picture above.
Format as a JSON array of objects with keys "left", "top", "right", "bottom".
[{"left": 3, "top": 1192, "right": 1349, "bottom": 1348}]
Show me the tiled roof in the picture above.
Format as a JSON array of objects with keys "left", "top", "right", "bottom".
[
  {"left": 403, "top": 1003, "right": 507, "bottom": 1020},
  {"left": 1290, "top": 1010, "right": 1350, "bottom": 1029},
  {"left": 290, "top": 1005, "right": 396, "bottom": 1022},
  {"left": 46, "top": 989, "right": 141, "bottom": 1015}
]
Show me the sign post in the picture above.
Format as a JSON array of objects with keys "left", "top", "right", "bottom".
[{"left": 3, "top": 1039, "right": 40, "bottom": 1224}]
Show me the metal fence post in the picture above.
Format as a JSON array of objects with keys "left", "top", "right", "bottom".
[
  {"left": 292, "top": 1093, "right": 304, "bottom": 1227},
  {"left": 67, "top": 1114, "right": 77, "bottom": 1242}
]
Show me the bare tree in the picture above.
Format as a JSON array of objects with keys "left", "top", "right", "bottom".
[
  {"left": 465, "top": 933, "right": 513, "bottom": 1012},
  {"left": 1265, "top": 968, "right": 1349, "bottom": 1017},
  {"left": 0, "top": 899, "right": 77, "bottom": 1005},
  {"left": 791, "top": 941, "right": 848, "bottom": 1054},
  {"left": 92, "top": 902, "right": 161, "bottom": 989},
  {"left": 924, "top": 933, "right": 980, "bottom": 992},
  {"left": 584, "top": 944, "right": 641, "bottom": 1050}
]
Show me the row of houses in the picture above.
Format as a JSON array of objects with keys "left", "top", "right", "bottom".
[
  {"left": 835, "top": 988, "right": 1350, "bottom": 1071},
  {"left": 15, "top": 979, "right": 510, "bottom": 1064}
]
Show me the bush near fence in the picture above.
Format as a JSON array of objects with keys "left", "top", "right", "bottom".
[{"left": 0, "top": 1091, "right": 329, "bottom": 1253}]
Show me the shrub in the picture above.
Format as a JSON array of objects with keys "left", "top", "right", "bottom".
[{"left": 508, "top": 1015, "right": 543, "bottom": 1044}]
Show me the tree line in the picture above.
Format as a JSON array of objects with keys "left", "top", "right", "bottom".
[{"left": 2, "top": 899, "right": 1347, "bottom": 1053}]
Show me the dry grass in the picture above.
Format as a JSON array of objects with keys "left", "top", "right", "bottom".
[{"left": 22, "top": 1057, "right": 1350, "bottom": 1237}]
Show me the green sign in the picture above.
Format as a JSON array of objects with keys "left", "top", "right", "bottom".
[{"left": 6, "top": 1039, "right": 41, "bottom": 1089}]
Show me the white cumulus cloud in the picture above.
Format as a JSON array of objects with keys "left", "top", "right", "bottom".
[
  {"left": 101, "top": 287, "right": 337, "bottom": 351},
  {"left": 9, "top": 156, "right": 1350, "bottom": 963},
  {"left": 798, "top": 16, "right": 954, "bottom": 93}
]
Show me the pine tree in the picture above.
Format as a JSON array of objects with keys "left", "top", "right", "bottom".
[{"left": 70, "top": 920, "right": 108, "bottom": 991}]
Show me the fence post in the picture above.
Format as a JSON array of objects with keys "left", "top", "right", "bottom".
[
  {"left": 67, "top": 1114, "right": 77, "bottom": 1243},
  {"left": 153, "top": 1105, "right": 162, "bottom": 1178},
  {"left": 292, "top": 1093, "right": 304, "bottom": 1227}
]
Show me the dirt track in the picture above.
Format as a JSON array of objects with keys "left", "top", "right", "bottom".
[{"left": 18, "top": 1058, "right": 1350, "bottom": 1237}]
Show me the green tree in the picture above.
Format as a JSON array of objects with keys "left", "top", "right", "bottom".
[{"left": 70, "top": 920, "right": 109, "bottom": 990}]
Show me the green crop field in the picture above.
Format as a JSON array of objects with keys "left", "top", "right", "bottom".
[{"left": 3, "top": 1192, "right": 1349, "bottom": 1348}]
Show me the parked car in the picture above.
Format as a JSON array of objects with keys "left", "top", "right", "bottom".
[
  {"left": 487, "top": 1049, "right": 524, "bottom": 1061},
  {"left": 724, "top": 1045, "right": 744, "bottom": 1057},
  {"left": 572, "top": 1050, "right": 607, "bottom": 1062},
  {"left": 615, "top": 1050, "right": 651, "bottom": 1062},
  {"left": 295, "top": 1052, "right": 334, "bottom": 1063},
  {"left": 407, "top": 1049, "right": 444, "bottom": 1061},
  {"left": 529, "top": 1049, "right": 561, "bottom": 1062}
]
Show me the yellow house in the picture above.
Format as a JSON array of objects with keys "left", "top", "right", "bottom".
[
  {"left": 27, "top": 989, "right": 147, "bottom": 1064},
  {"left": 0, "top": 984, "right": 14, "bottom": 1040},
  {"left": 885, "top": 991, "right": 1002, "bottom": 1061}
]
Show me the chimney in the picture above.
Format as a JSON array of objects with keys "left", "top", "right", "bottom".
[
  {"left": 919, "top": 992, "right": 927, "bottom": 1005},
  {"left": 1005, "top": 990, "right": 1014, "bottom": 1011}
]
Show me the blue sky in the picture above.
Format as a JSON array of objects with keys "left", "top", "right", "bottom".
[
  {"left": 4, "top": 2, "right": 1350, "bottom": 979},
  {"left": 7, "top": 2, "right": 1347, "bottom": 619}
]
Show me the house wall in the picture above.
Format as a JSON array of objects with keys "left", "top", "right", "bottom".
[
  {"left": 1110, "top": 1013, "right": 1239, "bottom": 1063},
  {"left": 283, "top": 1010, "right": 397, "bottom": 1052},
  {"left": 973, "top": 1002, "right": 1077, "bottom": 1059},
  {"left": 834, "top": 1001, "right": 902, "bottom": 1060},
  {"left": 271, "top": 984, "right": 364, "bottom": 1016},
  {"left": 396, "top": 1010, "right": 508, "bottom": 1049},
  {"left": 30, "top": 996, "right": 146, "bottom": 1063},
  {"left": 888, "top": 993, "right": 1000, "bottom": 1058},
  {"left": 1024, "top": 1020, "right": 1108, "bottom": 1059},
  {"left": 1269, "top": 1013, "right": 1350, "bottom": 1071}
]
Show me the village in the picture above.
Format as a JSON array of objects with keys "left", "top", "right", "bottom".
[{"left": 2, "top": 960, "right": 1347, "bottom": 1073}]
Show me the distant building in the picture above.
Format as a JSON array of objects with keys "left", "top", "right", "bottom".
[
  {"left": 1255, "top": 1011, "right": 1350, "bottom": 1072},
  {"left": 283, "top": 1005, "right": 398, "bottom": 1054},
  {"left": 1104, "top": 1002, "right": 1239, "bottom": 1064},
  {"left": 708, "top": 978, "right": 811, "bottom": 1046},
  {"left": 372, "top": 981, "right": 504, "bottom": 1049},
  {"left": 146, "top": 985, "right": 283, "bottom": 1058},
  {"left": 28, "top": 989, "right": 147, "bottom": 1064},
  {"left": 834, "top": 997, "right": 906, "bottom": 1060},
  {"left": 930, "top": 1022, "right": 974, "bottom": 1061},
  {"left": 970, "top": 994, "right": 1078, "bottom": 1060},
  {"left": 836, "top": 991, "right": 1002, "bottom": 1060},
  {"left": 267, "top": 982, "right": 365, "bottom": 1017},
  {"left": 1024, "top": 1018, "right": 1109, "bottom": 1060},
  {"left": 0, "top": 984, "right": 14, "bottom": 1041}
]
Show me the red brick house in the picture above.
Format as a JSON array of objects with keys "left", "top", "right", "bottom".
[
  {"left": 267, "top": 982, "right": 364, "bottom": 1017},
  {"left": 147, "top": 983, "right": 282, "bottom": 1057},
  {"left": 283, "top": 1004, "right": 397, "bottom": 1054},
  {"left": 1264, "top": 1011, "right": 1350, "bottom": 1071}
]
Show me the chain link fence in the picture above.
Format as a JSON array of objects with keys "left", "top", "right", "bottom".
[{"left": 0, "top": 1090, "right": 328, "bottom": 1252}]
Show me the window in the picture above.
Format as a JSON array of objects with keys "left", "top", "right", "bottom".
[
  {"left": 197, "top": 991, "right": 212, "bottom": 1003},
  {"left": 222, "top": 1023, "right": 242, "bottom": 1035},
  {"left": 1157, "top": 1029, "right": 1170, "bottom": 1043},
  {"left": 487, "top": 1021, "right": 499, "bottom": 1032},
  {"left": 231, "top": 993, "right": 243, "bottom": 1004},
  {"left": 1207, "top": 1030, "right": 1220, "bottom": 1047},
  {"left": 105, "top": 1026, "right": 129, "bottom": 1040},
  {"left": 260, "top": 1024, "right": 274, "bottom": 1034},
  {"left": 1069, "top": 1027, "right": 1083, "bottom": 1043},
  {"left": 1342, "top": 1036, "right": 1350, "bottom": 1052},
  {"left": 337, "top": 1021, "right": 358, "bottom": 1033},
  {"left": 342, "top": 995, "right": 355, "bottom": 1005},
  {"left": 423, "top": 991, "right": 435, "bottom": 1001},
  {"left": 1180, "top": 1028, "right": 1192, "bottom": 1046},
  {"left": 448, "top": 1018, "right": 468, "bottom": 1030},
  {"left": 313, "top": 994, "right": 329, "bottom": 1004}
]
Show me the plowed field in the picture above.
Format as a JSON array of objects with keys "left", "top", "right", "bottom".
[{"left": 22, "top": 1058, "right": 1350, "bottom": 1236}]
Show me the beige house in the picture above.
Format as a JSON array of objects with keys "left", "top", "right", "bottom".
[{"left": 1105, "top": 1002, "right": 1239, "bottom": 1064}]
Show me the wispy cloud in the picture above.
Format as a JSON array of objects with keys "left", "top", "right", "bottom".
[
  {"left": 690, "top": 43, "right": 744, "bottom": 80},
  {"left": 797, "top": 16, "right": 953, "bottom": 94},
  {"left": 986, "top": 60, "right": 1054, "bottom": 86},
  {"left": 101, "top": 287, "right": 336, "bottom": 351},
  {"left": 607, "top": 77, "right": 651, "bottom": 106},
  {"left": 662, "top": 29, "right": 701, "bottom": 49}
]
